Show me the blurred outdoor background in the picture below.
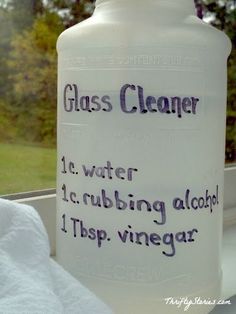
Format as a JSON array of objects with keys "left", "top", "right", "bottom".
[{"left": 0, "top": 0, "right": 235, "bottom": 195}]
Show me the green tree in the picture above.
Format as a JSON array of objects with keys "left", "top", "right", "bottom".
[
  {"left": 8, "top": 12, "right": 64, "bottom": 145},
  {"left": 0, "top": 7, "right": 14, "bottom": 99},
  {"left": 5, "top": 0, "right": 44, "bottom": 29},
  {"left": 1, "top": 0, "right": 96, "bottom": 145},
  {"left": 47, "top": 0, "right": 95, "bottom": 27},
  {"left": 203, "top": 1, "right": 236, "bottom": 163},
  {"left": 0, "top": 0, "right": 45, "bottom": 142}
]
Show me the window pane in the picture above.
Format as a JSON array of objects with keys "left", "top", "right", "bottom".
[
  {"left": 0, "top": 0, "right": 235, "bottom": 196},
  {"left": 0, "top": 143, "right": 56, "bottom": 195},
  {"left": 0, "top": 0, "right": 58, "bottom": 195}
]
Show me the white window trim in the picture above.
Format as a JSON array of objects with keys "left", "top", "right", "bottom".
[
  {"left": 224, "top": 166, "right": 236, "bottom": 210},
  {"left": 2, "top": 168, "right": 236, "bottom": 256},
  {"left": 17, "top": 193, "right": 56, "bottom": 256}
]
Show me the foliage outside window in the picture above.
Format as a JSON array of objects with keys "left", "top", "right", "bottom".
[{"left": 0, "top": 0, "right": 235, "bottom": 195}]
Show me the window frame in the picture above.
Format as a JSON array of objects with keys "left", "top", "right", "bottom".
[
  {"left": 224, "top": 166, "right": 236, "bottom": 210},
  {"left": 13, "top": 192, "right": 56, "bottom": 256}
]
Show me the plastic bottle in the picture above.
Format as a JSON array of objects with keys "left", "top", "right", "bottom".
[{"left": 56, "top": 1, "right": 232, "bottom": 313}]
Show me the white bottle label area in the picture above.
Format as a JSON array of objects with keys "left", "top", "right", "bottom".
[{"left": 57, "top": 47, "right": 223, "bottom": 291}]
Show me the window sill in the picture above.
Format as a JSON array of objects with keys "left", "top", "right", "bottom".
[
  {"left": 14, "top": 194, "right": 236, "bottom": 301},
  {"left": 17, "top": 193, "right": 56, "bottom": 256},
  {"left": 222, "top": 223, "right": 236, "bottom": 300},
  {"left": 15, "top": 198, "right": 236, "bottom": 259}
]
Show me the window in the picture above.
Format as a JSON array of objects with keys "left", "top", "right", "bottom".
[
  {"left": 0, "top": 0, "right": 235, "bottom": 200},
  {"left": 0, "top": 0, "right": 58, "bottom": 195}
]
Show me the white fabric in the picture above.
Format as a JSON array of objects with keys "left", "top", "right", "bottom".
[{"left": 0, "top": 198, "right": 112, "bottom": 314}]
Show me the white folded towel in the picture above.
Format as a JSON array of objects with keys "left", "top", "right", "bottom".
[{"left": 0, "top": 198, "right": 112, "bottom": 314}]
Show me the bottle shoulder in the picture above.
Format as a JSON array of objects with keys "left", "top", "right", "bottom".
[
  {"left": 57, "top": 15, "right": 231, "bottom": 57},
  {"left": 183, "top": 16, "right": 231, "bottom": 55}
]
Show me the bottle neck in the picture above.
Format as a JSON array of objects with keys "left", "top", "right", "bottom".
[
  {"left": 94, "top": 0, "right": 196, "bottom": 22},
  {"left": 95, "top": 0, "right": 196, "bottom": 15}
]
